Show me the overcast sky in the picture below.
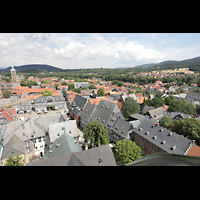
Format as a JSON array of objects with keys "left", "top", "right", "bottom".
[{"left": 1, "top": 33, "right": 200, "bottom": 69}]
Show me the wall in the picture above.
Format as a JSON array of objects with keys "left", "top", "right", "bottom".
[{"left": 134, "top": 133, "right": 166, "bottom": 156}]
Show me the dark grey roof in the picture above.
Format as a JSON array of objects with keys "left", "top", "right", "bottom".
[
  {"left": 168, "top": 112, "right": 191, "bottom": 120},
  {"left": 186, "top": 92, "right": 200, "bottom": 101},
  {"left": 134, "top": 118, "right": 192, "bottom": 155},
  {"left": 141, "top": 105, "right": 155, "bottom": 114},
  {"left": 72, "top": 95, "right": 88, "bottom": 109},
  {"left": 80, "top": 100, "right": 124, "bottom": 125},
  {"left": 79, "top": 100, "right": 131, "bottom": 140},
  {"left": 26, "top": 144, "right": 116, "bottom": 166}
]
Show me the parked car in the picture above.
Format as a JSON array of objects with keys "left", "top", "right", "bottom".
[{"left": 18, "top": 111, "right": 24, "bottom": 114}]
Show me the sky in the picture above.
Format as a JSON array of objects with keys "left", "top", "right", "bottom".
[{"left": 0, "top": 33, "right": 200, "bottom": 69}]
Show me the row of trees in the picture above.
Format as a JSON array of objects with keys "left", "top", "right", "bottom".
[{"left": 164, "top": 95, "right": 196, "bottom": 115}]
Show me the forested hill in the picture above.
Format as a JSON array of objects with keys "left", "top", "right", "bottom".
[
  {"left": 0, "top": 64, "right": 63, "bottom": 73},
  {"left": 148, "top": 56, "right": 200, "bottom": 72}
]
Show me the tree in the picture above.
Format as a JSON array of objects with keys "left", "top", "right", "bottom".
[
  {"left": 62, "top": 87, "right": 67, "bottom": 97},
  {"left": 41, "top": 80, "right": 50, "bottom": 84},
  {"left": 47, "top": 105, "right": 50, "bottom": 110},
  {"left": 20, "top": 79, "right": 28, "bottom": 86},
  {"left": 121, "top": 97, "right": 140, "bottom": 120},
  {"left": 2, "top": 90, "right": 13, "bottom": 98},
  {"left": 41, "top": 90, "right": 52, "bottom": 96},
  {"left": 51, "top": 105, "right": 55, "bottom": 110},
  {"left": 168, "top": 118, "right": 200, "bottom": 145},
  {"left": 68, "top": 83, "right": 74, "bottom": 91},
  {"left": 97, "top": 87, "right": 105, "bottom": 96},
  {"left": 113, "top": 139, "right": 141, "bottom": 165},
  {"left": 89, "top": 84, "right": 97, "bottom": 89},
  {"left": 2, "top": 77, "right": 10, "bottom": 82},
  {"left": 4, "top": 154, "right": 24, "bottom": 166},
  {"left": 54, "top": 83, "right": 59, "bottom": 90},
  {"left": 152, "top": 96, "right": 164, "bottom": 108},
  {"left": 61, "top": 81, "right": 68, "bottom": 85},
  {"left": 159, "top": 116, "right": 172, "bottom": 128},
  {"left": 83, "top": 120, "right": 110, "bottom": 148}
]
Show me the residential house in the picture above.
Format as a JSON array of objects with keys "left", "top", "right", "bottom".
[
  {"left": 148, "top": 106, "right": 166, "bottom": 122},
  {"left": 141, "top": 105, "right": 155, "bottom": 115},
  {"left": 167, "top": 112, "right": 191, "bottom": 121}
]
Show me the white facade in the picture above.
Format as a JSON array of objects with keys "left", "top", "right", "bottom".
[{"left": 34, "top": 136, "right": 46, "bottom": 156}]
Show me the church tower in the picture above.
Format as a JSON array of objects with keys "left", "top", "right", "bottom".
[{"left": 10, "top": 66, "right": 17, "bottom": 82}]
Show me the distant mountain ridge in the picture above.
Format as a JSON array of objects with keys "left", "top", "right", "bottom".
[
  {"left": 0, "top": 64, "right": 63, "bottom": 72},
  {"left": 131, "top": 56, "right": 200, "bottom": 70}
]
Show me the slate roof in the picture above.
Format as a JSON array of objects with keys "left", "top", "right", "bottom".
[
  {"left": 80, "top": 100, "right": 132, "bottom": 140},
  {"left": 1, "top": 134, "right": 25, "bottom": 160},
  {"left": 48, "top": 120, "right": 79, "bottom": 143},
  {"left": 134, "top": 118, "right": 193, "bottom": 155},
  {"left": 26, "top": 144, "right": 116, "bottom": 166},
  {"left": 41, "top": 132, "right": 82, "bottom": 159},
  {"left": 141, "top": 105, "right": 155, "bottom": 114},
  {"left": 148, "top": 106, "right": 165, "bottom": 120},
  {"left": 1, "top": 114, "right": 68, "bottom": 146},
  {"left": 168, "top": 112, "right": 191, "bottom": 120},
  {"left": 72, "top": 94, "right": 88, "bottom": 109}
]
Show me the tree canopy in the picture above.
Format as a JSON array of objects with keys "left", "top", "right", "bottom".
[
  {"left": 2, "top": 90, "right": 13, "bottom": 98},
  {"left": 113, "top": 139, "right": 141, "bottom": 165},
  {"left": 97, "top": 87, "right": 105, "bottom": 96},
  {"left": 165, "top": 118, "right": 200, "bottom": 145},
  {"left": 83, "top": 120, "right": 110, "bottom": 148},
  {"left": 41, "top": 90, "right": 52, "bottom": 96},
  {"left": 121, "top": 97, "right": 140, "bottom": 120},
  {"left": 4, "top": 155, "right": 24, "bottom": 166}
]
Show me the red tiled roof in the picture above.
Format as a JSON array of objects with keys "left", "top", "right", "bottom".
[{"left": 187, "top": 145, "right": 200, "bottom": 157}]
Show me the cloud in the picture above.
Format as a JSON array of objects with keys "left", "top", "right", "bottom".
[
  {"left": 0, "top": 33, "right": 193, "bottom": 69},
  {"left": 24, "top": 33, "right": 51, "bottom": 41}
]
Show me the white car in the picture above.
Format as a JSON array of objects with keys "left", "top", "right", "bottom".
[
  {"left": 37, "top": 110, "right": 42, "bottom": 114},
  {"left": 26, "top": 110, "right": 31, "bottom": 113},
  {"left": 18, "top": 111, "right": 24, "bottom": 114}
]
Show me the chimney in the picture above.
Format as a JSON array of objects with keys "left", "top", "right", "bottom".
[{"left": 193, "top": 140, "right": 195, "bottom": 145}]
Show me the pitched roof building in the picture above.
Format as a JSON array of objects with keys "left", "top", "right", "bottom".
[
  {"left": 132, "top": 118, "right": 194, "bottom": 156},
  {"left": 79, "top": 100, "right": 134, "bottom": 143},
  {"left": 26, "top": 144, "right": 116, "bottom": 166}
]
